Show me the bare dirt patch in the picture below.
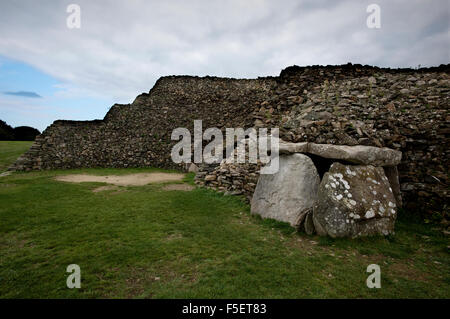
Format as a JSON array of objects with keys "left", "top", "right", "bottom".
[
  {"left": 162, "top": 184, "right": 194, "bottom": 191},
  {"left": 55, "top": 172, "right": 185, "bottom": 186},
  {"left": 92, "top": 185, "right": 123, "bottom": 193}
]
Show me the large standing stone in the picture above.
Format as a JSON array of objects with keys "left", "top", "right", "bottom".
[
  {"left": 251, "top": 154, "right": 320, "bottom": 227},
  {"left": 313, "top": 162, "right": 397, "bottom": 238}
]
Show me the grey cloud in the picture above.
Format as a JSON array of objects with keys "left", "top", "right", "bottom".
[{"left": 4, "top": 91, "right": 42, "bottom": 98}]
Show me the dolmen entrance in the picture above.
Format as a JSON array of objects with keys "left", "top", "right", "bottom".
[{"left": 251, "top": 141, "right": 402, "bottom": 238}]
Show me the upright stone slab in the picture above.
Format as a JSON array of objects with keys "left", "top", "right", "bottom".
[
  {"left": 313, "top": 162, "right": 397, "bottom": 238},
  {"left": 251, "top": 154, "right": 320, "bottom": 227},
  {"left": 383, "top": 166, "right": 402, "bottom": 207}
]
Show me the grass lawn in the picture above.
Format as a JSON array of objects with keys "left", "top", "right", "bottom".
[
  {"left": 0, "top": 141, "right": 33, "bottom": 172},
  {"left": 0, "top": 144, "right": 448, "bottom": 298}
]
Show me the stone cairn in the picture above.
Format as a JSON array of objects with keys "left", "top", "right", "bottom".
[{"left": 9, "top": 64, "right": 449, "bottom": 224}]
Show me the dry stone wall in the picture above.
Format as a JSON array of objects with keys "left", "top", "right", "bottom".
[
  {"left": 10, "top": 64, "right": 450, "bottom": 222},
  {"left": 11, "top": 76, "right": 275, "bottom": 170}
]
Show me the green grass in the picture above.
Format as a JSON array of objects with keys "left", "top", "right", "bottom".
[
  {"left": 0, "top": 141, "right": 33, "bottom": 172},
  {"left": 0, "top": 144, "right": 448, "bottom": 298}
]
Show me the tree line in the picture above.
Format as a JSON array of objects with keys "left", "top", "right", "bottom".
[{"left": 0, "top": 120, "right": 40, "bottom": 141}]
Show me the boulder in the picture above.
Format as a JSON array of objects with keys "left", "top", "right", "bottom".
[
  {"left": 313, "top": 162, "right": 397, "bottom": 238},
  {"left": 251, "top": 154, "right": 320, "bottom": 227}
]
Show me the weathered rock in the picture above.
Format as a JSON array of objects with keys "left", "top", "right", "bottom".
[
  {"left": 313, "top": 162, "right": 397, "bottom": 238},
  {"left": 304, "top": 210, "right": 315, "bottom": 235},
  {"left": 308, "top": 143, "right": 402, "bottom": 166},
  {"left": 204, "top": 174, "right": 217, "bottom": 181},
  {"left": 383, "top": 166, "right": 402, "bottom": 207},
  {"left": 251, "top": 154, "right": 320, "bottom": 227},
  {"left": 278, "top": 141, "right": 401, "bottom": 167},
  {"left": 188, "top": 163, "right": 199, "bottom": 173},
  {"left": 279, "top": 141, "right": 308, "bottom": 154}
]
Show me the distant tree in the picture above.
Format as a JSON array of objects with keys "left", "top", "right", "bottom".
[
  {"left": 13, "top": 126, "right": 41, "bottom": 141},
  {"left": 0, "top": 120, "right": 15, "bottom": 140}
]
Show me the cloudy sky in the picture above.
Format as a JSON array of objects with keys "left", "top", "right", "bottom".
[{"left": 0, "top": 0, "right": 448, "bottom": 131}]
